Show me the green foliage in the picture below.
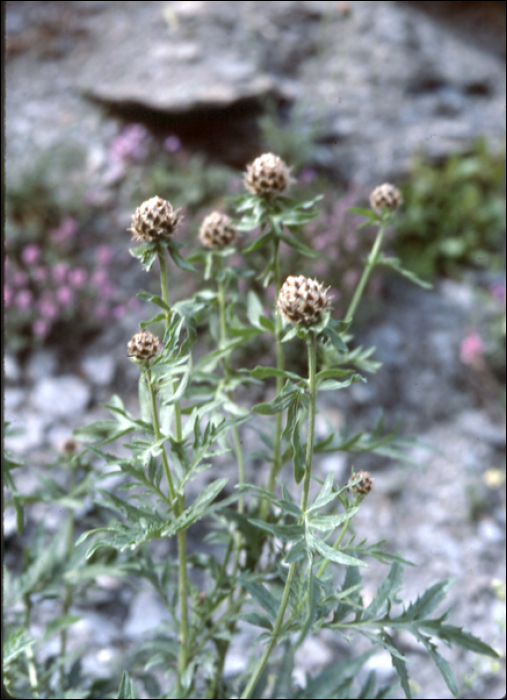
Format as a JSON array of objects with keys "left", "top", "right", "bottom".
[{"left": 393, "top": 138, "right": 506, "bottom": 278}]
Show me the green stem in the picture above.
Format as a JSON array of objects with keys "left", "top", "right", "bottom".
[
  {"left": 158, "top": 250, "right": 172, "bottom": 325},
  {"left": 345, "top": 223, "right": 386, "bottom": 323},
  {"left": 147, "top": 371, "right": 176, "bottom": 504},
  {"left": 23, "top": 595, "right": 39, "bottom": 698},
  {"left": 301, "top": 334, "right": 317, "bottom": 512},
  {"left": 241, "top": 332, "right": 318, "bottom": 700},
  {"left": 317, "top": 516, "right": 352, "bottom": 579},
  {"left": 262, "top": 239, "right": 285, "bottom": 519},
  {"left": 158, "top": 249, "right": 189, "bottom": 697},
  {"left": 217, "top": 257, "right": 246, "bottom": 513}
]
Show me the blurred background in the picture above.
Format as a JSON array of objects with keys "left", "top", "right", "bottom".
[{"left": 4, "top": 2, "right": 506, "bottom": 699}]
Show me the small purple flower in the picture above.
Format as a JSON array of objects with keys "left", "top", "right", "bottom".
[
  {"left": 299, "top": 167, "right": 317, "bottom": 185},
  {"left": 99, "top": 282, "right": 114, "bottom": 299},
  {"left": 112, "top": 304, "right": 125, "bottom": 318},
  {"left": 33, "top": 319, "right": 51, "bottom": 338},
  {"left": 163, "top": 134, "right": 182, "bottom": 153},
  {"left": 52, "top": 262, "right": 69, "bottom": 284},
  {"left": 490, "top": 281, "right": 506, "bottom": 305},
  {"left": 51, "top": 217, "right": 79, "bottom": 245},
  {"left": 92, "top": 269, "right": 109, "bottom": 287},
  {"left": 15, "top": 289, "right": 33, "bottom": 309},
  {"left": 460, "top": 331, "right": 485, "bottom": 367},
  {"left": 95, "top": 245, "right": 114, "bottom": 267},
  {"left": 109, "top": 123, "right": 150, "bottom": 163},
  {"left": 56, "top": 286, "right": 74, "bottom": 307},
  {"left": 21, "top": 244, "right": 41, "bottom": 265},
  {"left": 38, "top": 297, "right": 58, "bottom": 320},
  {"left": 68, "top": 268, "right": 88, "bottom": 288}
]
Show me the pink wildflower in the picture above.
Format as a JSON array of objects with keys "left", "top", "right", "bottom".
[
  {"left": 95, "top": 245, "right": 114, "bottom": 267},
  {"left": 22, "top": 244, "right": 41, "bottom": 265},
  {"left": 15, "top": 290, "right": 33, "bottom": 309},
  {"left": 109, "top": 123, "right": 150, "bottom": 163},
  {"left": 52, "top": 262, "right": 69, "bottom": 284},
  {"left": 460, "top": 331, "right": 485, "bottom": 367},
  {"left": 91, "top": 269, "right": 109, "bottom": 287},
  {"left": 51, "top": 217, "right": 78, "bottom": 245},
  {"left": 299, "top": 167, "right": 317, "bottom": 185},
  {"left": 33, "top": 319, "right": 50, "bottom": 337},
  {"left": 38, "top": 297, "right": 58, "bottom": 320},
  {"left": 490, "top": 281, "right": 506, "bottom": 305},
  {"left": 68, "top": 268, "right": 88, "bottom": 288},
  {"left": 112, "top": 304, "right": 125, "bottom": 318},
  {"left": 56, "top": 286, "right": 74, "bottom": 307},
  {"left": 99, "top": 282, "right": 114, "bottom": 299},
  {"left": 163, "top": 134, "right": 182, "bottom": 153}
]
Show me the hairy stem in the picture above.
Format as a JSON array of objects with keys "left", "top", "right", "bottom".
[
  {"left": 23, "top": 595, "right": 39, "bottom": 698},
  {"left": 158, "top": 250, "right": 189, "bottom": 698},
  {"left": 262, "top": 239, "right": 285, "bottom": 519},
  {"left": 345, "top": 223, "right": 386, "bottom": 323},
  {"left": 241, "top": 333, "right": 318, "bottom": 700}
]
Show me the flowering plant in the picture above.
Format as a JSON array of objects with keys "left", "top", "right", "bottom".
[{"left": 4, "top": 156, "right": 499, "bottom": 699}]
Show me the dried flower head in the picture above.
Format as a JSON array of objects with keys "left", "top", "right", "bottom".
[
  {"left": 199, "top": 211, "right": 238, "bottom": 249},
  {"left": 348, "top": 470, "right": 374, "bottom": 495},
  {"left": 62, "top": 438, "right": 80, "bottom": 455},
  {"left": 369, "top": 183, "right": 402, "bottom": 214},
  {"left": 278, "top": 275, "right": 331, "bottom": 325},
  {"left": 245, "top": 152, "right": 293, "bottom": 198},
  {"left": 127, "top": 330, "right": 160, "bottom": 362},
  {"left": 129, "top": 196, "right": 182, "bottom": 241}
]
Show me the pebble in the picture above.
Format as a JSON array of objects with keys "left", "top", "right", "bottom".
[
  {"left": 32, "top": 375, "right": 91, "bottom": 419},
  {"left": 26, "top": 349, "right": 57, "bottom": 381},
  {"left": 123, "top": 590, "right": 172, "bottom": 637},
  {"left": 4, "top": 354, "right": 21, "bottom": 383},
  {"left": 81, "top": 353, "right": 116, "bottom": 386}
]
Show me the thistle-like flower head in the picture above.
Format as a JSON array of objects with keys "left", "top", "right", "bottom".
[
  {"left": 129, "top": 196, "right": 182, "bottom": 241},
  {"left": 369, "top": 183, "right": 402, "bottom": 214},
  {"left": 245, "top": 152, "right": 293, "bottom": 198},
  {"left": 127, "top": 330, "right": 160, "bottom": 362},
  {"left": 278, "top": 275, "right": 331, "bottom": 325},
  {"left": 199, "top": 211, "right": 238, "bottom": 249},
  {"left": 348, "top": 470, "right": 374, "bottom": 495}
]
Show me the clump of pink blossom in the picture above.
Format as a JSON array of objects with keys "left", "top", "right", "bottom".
[
  {"left": 163, "top": 134, "right": 182, "bottom": 154},
  {"left": 109, "top": 123, "right": 150, "bottom": 163},
  {"left": 460, "top": 331, "right": 485, "bottom": 368},
  {"left": 21, "top": 244, "right": 41, "bottom": 265},
  {"left": 50, "top": 217, "right": 79, "bottom": 245}
]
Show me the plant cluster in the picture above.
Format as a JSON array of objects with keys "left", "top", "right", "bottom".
[
  {"left": 4, "top": 154, "right": 500, "bottom": 700},
  {"left": 4, "top": 217, "right": 134, "bottom": 352},
  {"left": 392, "top": 137, "right": 506, "bottom": 279}
]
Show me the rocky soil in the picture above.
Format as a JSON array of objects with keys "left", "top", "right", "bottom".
[{"left": 4, "top": 2, "right": 506, "bottom": 699}]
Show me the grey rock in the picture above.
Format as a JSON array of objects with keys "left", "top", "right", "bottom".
[
  {"left": 81, "top": 353, "right": 116, "bottom": 386},
  {"left": 32, "top": 376, "right": 91, "bottom": 419},
  {"left": 26, "top": 350, "right": 58, "bottom": 382},
  {"left": 4, "top": 354, "right": 21, "bottom": 383},
  {"left": 458, "top": 410, "right": 507, "bottom": 448},
  {"left": 123, "top": 589, "right": 172, "bottom": 637},
  {"left": 5, "top": 388, "right": 26, "bottom": 412},
  {"left": 4, "top": 412, "right": 46, "bottom": 454}
]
